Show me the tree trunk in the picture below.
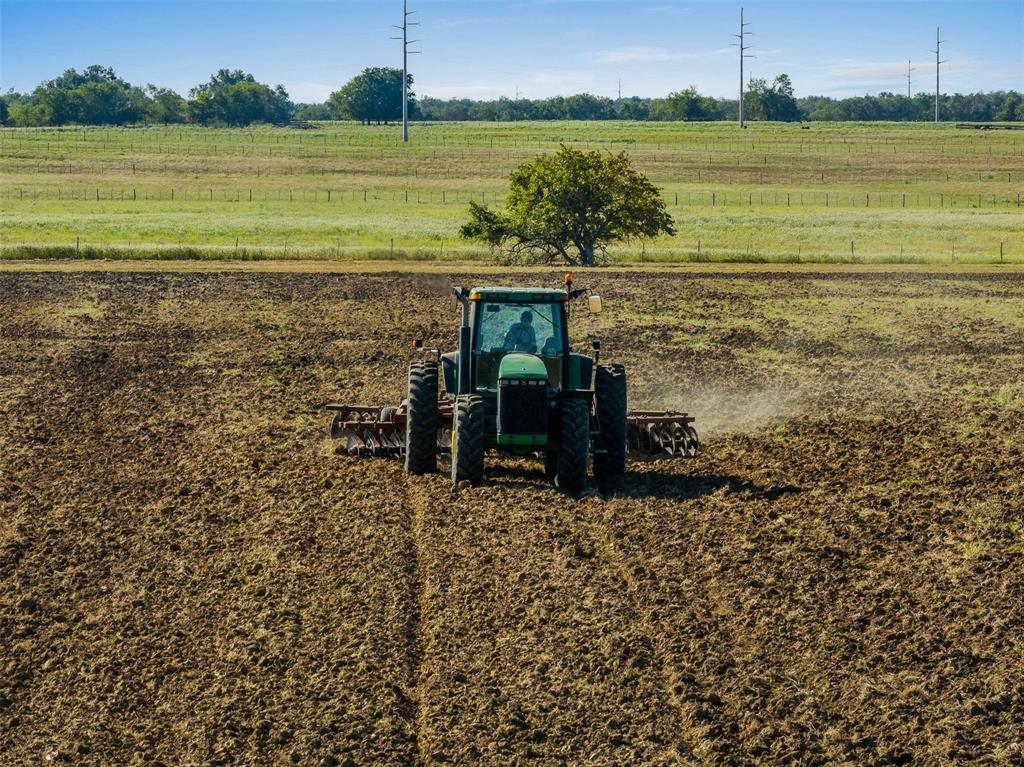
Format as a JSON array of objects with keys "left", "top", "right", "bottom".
[{"left": 580, "top": 244, "right": 596, "bottom": 267}]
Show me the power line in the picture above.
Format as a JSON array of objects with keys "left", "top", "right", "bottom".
[
  {"left": 731, "top": 7, "right": 755, "bottom": 128},
  {"left": 928, "top": 27, "right": 948, "bottom": 123},
  {"left": 390, "top": 0, "right": 420, "bottom": 143}
]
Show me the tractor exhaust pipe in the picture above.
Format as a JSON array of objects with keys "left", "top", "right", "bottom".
[{"left": 452, "top": 286, "right": 472, "bottom": 394}]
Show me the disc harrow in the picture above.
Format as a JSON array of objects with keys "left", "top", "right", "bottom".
[
  {"left": 326, "top": 400, "right": 454, "bottom": 457},
  {"left": 327, "top": 402, "right": 698, "bottom": 458},
  {"left": 626, "top": 411, "right": 701, "bottom": 457}
]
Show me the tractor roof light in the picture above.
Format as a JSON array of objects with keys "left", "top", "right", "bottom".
[
  {"left": 469, "top": 292, "right": 481, "bottom": 300},
  {"left": 564, "top": 273, "right": 574, "bottom": 285}
]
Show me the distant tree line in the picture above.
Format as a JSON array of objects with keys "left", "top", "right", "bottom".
[
  {"left": 416, "top": 77, "right": 1022, "bottom": 123},
  {"left": 2, "top": 65, "right": 1021, "bottom": 127},
  {"left": 2, "top": 66, "right": 292, "bottom": 127}
]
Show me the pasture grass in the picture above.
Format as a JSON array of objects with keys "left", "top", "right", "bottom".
[{"left": 2, "top": 120, "right": 1023, "bottom": 263}]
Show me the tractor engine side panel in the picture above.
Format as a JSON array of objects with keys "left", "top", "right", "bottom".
[{"left": 568, "top": 353, "right": 594, "bottom": 391}]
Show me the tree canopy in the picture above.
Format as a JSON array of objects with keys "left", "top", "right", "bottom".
[
  {"left": 186, "top": 69, "right": 291, "bottom": 126},
  {"left": 461, "top": 145, "right": 674, "bottom": 266},
  {"left": 329, "top": 68, "right": 415, "bottom": 125},
  {"left": 2, "top": 64, "right": 1022, "bottom": 126},
  {"left": 744, "top": 75, "right": 800, "bottom": 121},
  {"left": 2, "top": 66, "right": 291, "bottom": 127}
]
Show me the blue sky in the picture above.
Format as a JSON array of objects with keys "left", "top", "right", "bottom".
[{"left": 2, "top": 1, "right": 1021, "bottom": 102}]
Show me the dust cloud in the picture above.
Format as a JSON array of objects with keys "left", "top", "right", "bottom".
[{"left": 631, "top": 382, "right": 810, "bottom": 439}]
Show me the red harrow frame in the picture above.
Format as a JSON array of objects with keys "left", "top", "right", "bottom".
[{"left": 326, "top": 399, "right": 699, "bottom": 458}]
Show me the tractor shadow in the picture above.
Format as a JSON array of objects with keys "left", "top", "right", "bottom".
[{"left": 483, "top": 460, "right": 800, "bottom": 502}]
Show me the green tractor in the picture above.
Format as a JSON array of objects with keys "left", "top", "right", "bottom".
[{"left": 327, "top": 276, "right": 698, "bottom": 492}]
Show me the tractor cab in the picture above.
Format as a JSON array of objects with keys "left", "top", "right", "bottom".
[{"left": 442, "top": 288, "right": 570, "bottom": 395}]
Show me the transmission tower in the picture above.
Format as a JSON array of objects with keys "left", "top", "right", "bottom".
[
  {"left": 391, "top": 0, "right": 420, "bottom": 142},
  {"left": 906, "top": 60, "right": 915, "bottom": 98},
  {"left": 731, "top": 7, "right": 755, "bottom": 128},
  {"left": 928, "top": 27, "right": 948, "bottom": 123}
]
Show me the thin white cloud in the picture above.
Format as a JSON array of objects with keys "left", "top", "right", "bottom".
[
  {"left": 591, "top": 45, "right": 711, "bottom": 64},
  {"left": 285, "top": 81, "right": 336, "bottom": 102},
  {"left": 419, "top": 84, "right": 509, "bottom": 99},
  {"left": 818, "top": 56, "right": 975, "bottom": 85},
  {"left": 432, "top": 15, "right": 504, "bottom": 30}
]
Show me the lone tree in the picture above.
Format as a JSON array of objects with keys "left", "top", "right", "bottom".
[
  {"left": 461, "top": 145, "right": 674, "bottom": 266},
  {"left": 330, "top": 67, "right": 414, "bottom": 125}
]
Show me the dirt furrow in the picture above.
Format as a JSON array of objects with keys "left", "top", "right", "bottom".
[
  {"left": 400, "top": 463, "right": 686, "bottom": 765},
  {"left": 580, "top": 497, "right": 743, "bottom": 764}
]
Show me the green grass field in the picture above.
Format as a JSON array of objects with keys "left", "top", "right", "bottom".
[{"left": 2, "top": 121, "right": 1022, "bottom": 262}]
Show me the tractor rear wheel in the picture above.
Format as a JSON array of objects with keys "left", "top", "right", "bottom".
[
  {"left": 404, "top": 361, "right": 439, "bottom": 475},
  {"left": 593, "top": 363, "right": 627, "bottom": 479},
  {"left": 451, "top": 395, "right": 485, "bottom": 485},
  {"left": 557, "top": 398, "right": 590, "bottom": 494}
]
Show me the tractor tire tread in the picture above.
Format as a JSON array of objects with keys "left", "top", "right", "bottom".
[
  {"left": 593, "top": 363, "right": 628, "bottom": 478},
  {"left": 452, "top": 395, "right": 485, "bottom": 485},
  {"left": 557, "top": 398, "right": 590, "bottom": 494},
  {"left": 405, "top": 361, "right": 439, "bottom": 474}
]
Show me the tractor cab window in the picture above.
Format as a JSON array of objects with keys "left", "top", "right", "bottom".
[{"left": 473, "top": 301, "right": 564, "bottom": 389}]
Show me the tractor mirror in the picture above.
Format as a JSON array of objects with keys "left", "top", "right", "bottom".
[{"left": 588, "top": 294, "right": 603, "bottom": 314}]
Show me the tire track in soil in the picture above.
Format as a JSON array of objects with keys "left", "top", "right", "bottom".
[
  {"left": 399, "top": 471, "right": 434, "bottom": 767},
  {"left": 579, "top": 498, "right": 743, "bottom": 766},
  {"left": 400, "top": 461, "right": 686, "bottom": 766}
]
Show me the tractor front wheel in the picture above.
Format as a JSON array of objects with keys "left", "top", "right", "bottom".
[
  {"left": 405, "top": 361, "right": 439, "bottom": 475},
  {"left": 557, "top": 398, "right": 590, "bottom": 494},
  {"left": 451, "top": 394, "right": 485, "bottom": 485},
  {"left": 593, "top": 364, "right": 627, "bottom": 479}
]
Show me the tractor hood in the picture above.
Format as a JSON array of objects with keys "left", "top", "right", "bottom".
[{"left": 498, "top": 353, "right": 549, "bottom": 381}]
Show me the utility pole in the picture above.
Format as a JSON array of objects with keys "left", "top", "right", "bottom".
[
  {"left": 929, "top": 27, "right": 948, "bottom": 123},
  {"left": 906, "top": 60, "right": 915, "bottom": 98},
  {"left": 731, "top": 7, "right": 754, "bottom": 128},
  {"left": 391, "top": 0, "right": 420, "bottom": 142},
  {"left": 618, "top": 79, "right": 622, "bottom": 101}
]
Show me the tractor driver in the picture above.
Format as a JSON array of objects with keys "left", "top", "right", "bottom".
[{"left": 503, "top": 310, "right": 538, "bottom": 353}]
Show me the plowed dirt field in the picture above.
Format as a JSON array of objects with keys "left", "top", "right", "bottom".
[{"left": 2, "top": 266, "right": 1022, "bottom": 766}]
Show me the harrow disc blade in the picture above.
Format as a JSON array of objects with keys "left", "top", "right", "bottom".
[{"left": 626, "top": 412, "right": 700, "bottom": 458}]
